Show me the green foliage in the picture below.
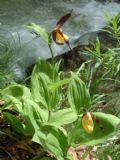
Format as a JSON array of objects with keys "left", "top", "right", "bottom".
[
  {"left": 67, "top": 72, "right": 91, "bottom": 115},
  {"left": 72, "top": 13, "right": 120, "bottom": 159},
  {"left": 26, "top": 23, "right": 52, "bottom": 45},
  {"left": 49, "top": 108, "right": 77, "bottom": 126},
  {"left": 3, "top": 84, "right": 31, "bottom": 99},
  {"left": 2, "top": 84, "right": 32, "bottom": 112},
  {"left": 104, "top": 12, "right": 120, "bottom": 46},
  {"left": 32, "top": 124, "right": 68, "bottom": 160},
  {"left": 3, "top": 111, "right": 26, "bottom": 135},
  {"left": 1, "top": 59, "right": 120, "bottom": 160},
  {"left": 31, "top": 59, "right": 61, "bottom": 110},
  {"left": 26, "top": 23, "right": 54, "bottom": 60},
  {"left": 80, "top": 37, "right": 120, "bottom": 94}
]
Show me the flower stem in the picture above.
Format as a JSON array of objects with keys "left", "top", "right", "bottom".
[{"left": 48, "top": 44, "right": 54, "bottom": 64}]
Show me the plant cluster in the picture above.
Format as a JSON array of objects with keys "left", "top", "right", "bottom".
[
  {"left": 78, "top": 37, "right": 120, "bottom": 94},
  {"left": 0, "top": 11, "right": 120, "bottom": 160},
  {"left": 0, "top": 59, "right": 119, "bottom": 160}
]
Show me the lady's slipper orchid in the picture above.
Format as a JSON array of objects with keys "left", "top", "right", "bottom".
[
  {"left": 52, "top": 10, "right": 72, "bottom": 50},
  {"left": 82, "top": 112, "right": 94, "bottom": 134}
]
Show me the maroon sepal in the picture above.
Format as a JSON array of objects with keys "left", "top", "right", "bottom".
[{"left": 56, "top": 9, "right": 73, "bottom": 28}]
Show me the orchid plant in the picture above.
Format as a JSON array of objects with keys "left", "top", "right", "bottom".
[
  {"left": 0, "top": 11, "right": 120, "bottom": 160},
  {"left": 26, "top": 10, "right": 72, "bottom": 62}
]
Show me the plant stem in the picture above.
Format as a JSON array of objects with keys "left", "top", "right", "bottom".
[
  {"left": 88, "top": 66, "right": 93, "bottom": 90},
  {"left": 48, "top": 110, "right": 51, "bottom": 122},
  {"left": 48, "top": 44, "right": 54, "bottom": 64}
]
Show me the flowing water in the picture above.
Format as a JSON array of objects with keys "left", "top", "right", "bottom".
[{"left": 0, "top": 0, "right": 120, "bottom": 80}]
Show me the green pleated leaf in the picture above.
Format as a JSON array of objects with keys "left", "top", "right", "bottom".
[
  {"left": 68, "top": 112, "right": 120, "bottom": 146},
  {"left": 48, "top": 79, "right": 69, "bottom": 91},
  {"left": 2, "top": 84, "right": 32, "bottom": 112},
  {"left": 21, "top": 99, "right": 48, "bottom": 135},
  {"left": 1, "top": 95, "right": 23, "bottom": 112},
  {"left": 31, "top": 59, "right": 61, "bottom": 110},
  {"left": 32, "top": 124, "right": 68, "bottom": 160},
  {"left": 3, "top": 112, "right": 26, "bottom": 135},
  {"left": 67, "top": 72, "right": 91, "bottom": 115},
  {"left": 26, "top": 23, "right": 52, "bottom": 45},
  {"left": 49, "top": 108, "right": 77, "bottom": 126},
  {"left": 3, "top": 84, "right": 31, "bottom": 99}
]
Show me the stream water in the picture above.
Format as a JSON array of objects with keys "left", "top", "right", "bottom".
[{"left": 0, "top": 0, "right": 120, "bottom": 81}]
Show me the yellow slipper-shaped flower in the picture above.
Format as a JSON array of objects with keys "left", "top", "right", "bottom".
[
  {"left": 52, "top": 28, "right": 69, "bottom": 45},
  {"left": 82, "top": 112, "right": 94, "bottom": 134},
  {"left": 51, "top": 10, "right": 72, "bottom": 50}
]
